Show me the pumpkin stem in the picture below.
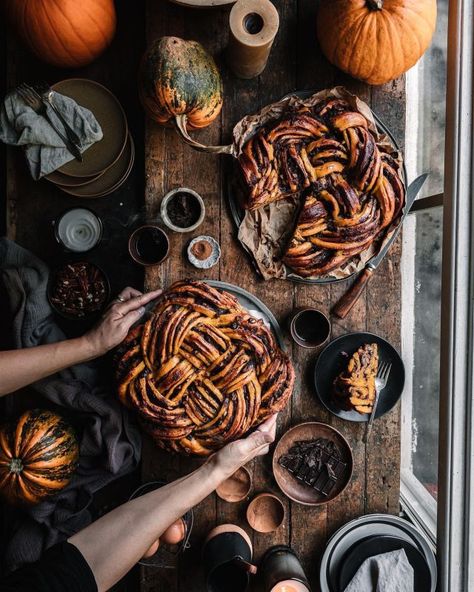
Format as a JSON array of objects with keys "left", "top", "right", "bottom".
[
  {"left": 174, "top": 115, "right": 234, "bottom": 155},
  {"left": 367, "top": 0, "right": 383, "bottom": 9},
  {"left": 9, "top": 458, "right": 23, "bottom": 474}
]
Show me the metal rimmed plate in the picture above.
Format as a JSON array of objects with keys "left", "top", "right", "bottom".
[
  {"left": 319, "top": 513, "right": 437, "bottom": 592},
  {"left": 314, "top": 332, "right": 405, "bottom": 423},
  {"left": 226, "top": 90, "right": 408, "bottom": 285},
  {"left": 205, "top": 279, "right": 286, "bottom": 350}
]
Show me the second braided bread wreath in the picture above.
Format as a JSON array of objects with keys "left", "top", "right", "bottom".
[
  {"left": 236, "top": 87, "right": 406, "bottom": 280},
  {"left": 116, "top": 281, "right": 295, "bottom": 456}
]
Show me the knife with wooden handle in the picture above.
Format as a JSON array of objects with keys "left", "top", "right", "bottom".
[{"left": 332, "top": 173, "right": 428, "bottom": 319}]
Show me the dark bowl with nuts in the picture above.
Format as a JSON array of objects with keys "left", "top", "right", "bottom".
[{"left": 48, "top": 261, "right": 110, "bottom": 321}]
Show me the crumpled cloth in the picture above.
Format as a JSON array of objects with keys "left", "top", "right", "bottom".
[
  {"left": 344, "top": 549, "right": 415, "bottom": 592},
  {"left": 0, "top": 90, "right": 103, "bottom": 179},
  {"left": 0, "top": 238, "right": 141, "bottom": 574}
]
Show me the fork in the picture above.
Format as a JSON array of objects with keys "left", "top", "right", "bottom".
[
  {"left": 33, "top": 82, "right": 82, "bottom": 147},
  {"left": 364, "top": 361, "right": 392, "bottom": 443},
  {"left": 17, "top": 84, "right": 83, "bottom": 162}
]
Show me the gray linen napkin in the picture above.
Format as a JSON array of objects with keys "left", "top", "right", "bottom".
[
  {"left": 344, "top": 549, "right": 415, "bottom": 592},
  {"left": 0, "top": 238, "right": 141, "bottom": 574},
  {"left": 0, "top": 90, "right": 103, "bottom": 179}
]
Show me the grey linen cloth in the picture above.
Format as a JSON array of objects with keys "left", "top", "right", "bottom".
[
  {"left": 0, "top": 90, "right": 103, "bottom": 179},
  {"left": 344, "top": 549, "right": 415, "bottom": 592},
  {"left": 0, "top": 238, "right": 141, "bottom": 573}
]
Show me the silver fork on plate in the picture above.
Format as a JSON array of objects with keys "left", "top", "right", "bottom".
[
  {"left": 17, "top": 84, "right": 83, "bottom": 162},
  {"left": 364, "top": 361, "right": 392, "bottom": 443},
  {"left": 34, "top": 82, "right": 82, "bottom": 147}
]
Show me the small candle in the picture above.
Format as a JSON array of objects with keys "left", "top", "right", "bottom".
[{"left": 270, "top": 580, "right": 310, "bottom": 592}]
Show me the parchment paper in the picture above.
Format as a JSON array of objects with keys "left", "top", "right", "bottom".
[{"left": 230, "top": 87, "right": 405, "bottom": 281}]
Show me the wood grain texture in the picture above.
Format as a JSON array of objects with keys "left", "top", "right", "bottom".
[{"left": 140, "top": 1, "right": 404, "bottom": 590}]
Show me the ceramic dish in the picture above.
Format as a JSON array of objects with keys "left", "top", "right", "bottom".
[
  {"left": 319, "top": 513, "right": 437, "bottom": 592},
  {"left": 246, "top": 493, "right": 285, "bottom": 533},
  {"left": 338, "top": 535, "right": 431, "bottom": 592},
  {"left": 226, "top": 90, "right": 407, "bottom": 285},
  {"left": 55, "top": 134, "right": 134, "bottom": 198},
  {"left": 160, "top": 187, "right": 205, "bottom": 233},
  {"left": 216, "top": 467, "right": 252, "bottom": 503},
  {"left": 45, "top": 169, "right": 103, "bottom": 187},
  {"left": 187, "top": 236, "right": 221, "bottom": 269},
  {"left": 273, "top": 422, "right": 353, "bottom": 506},
  {"left": 314, "top": 332, "right": 405, "bottom": 423},
  {"left": 52, "top": 79, "right": 128, "bottom": 178}
]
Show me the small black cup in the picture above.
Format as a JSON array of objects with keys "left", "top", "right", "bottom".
[
  {"left": 261, "top": 546, "right": 311, "bottom": 592},
  {"left": 289, "top": 308, "right": 331, "bottom": 349},
  {"left": 203, "top": 525, "right": 256, "bottom": 592}
]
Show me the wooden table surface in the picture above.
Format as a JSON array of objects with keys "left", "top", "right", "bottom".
[{"left": 1, "top": 1, "right": 405, "bottom": 591}]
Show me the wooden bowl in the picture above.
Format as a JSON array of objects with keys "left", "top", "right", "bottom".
[
  {"left": 246, "top": 493, "right": 285, "bottom": 533},
  {"left": 216, "top": 467, "right": 252, "bottom": 503},
  {"left": 272, "top": 422, "right": 353, "bottom": 506}
]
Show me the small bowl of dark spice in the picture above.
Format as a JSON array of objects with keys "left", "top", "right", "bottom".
[
  {"left": 48, "top": 261, "right": 110, "bottom": 320},
  {"left": 161, "top": 187, "right": 205, "bottom": 233},
  {"left": 187, "top": 235, "right": 221, "bottom": 269},
  {"left": 129, "top": 225, "right": 170, "bottom": 267}
]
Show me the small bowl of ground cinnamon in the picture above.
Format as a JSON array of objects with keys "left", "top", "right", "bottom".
[
  {"left": 187, "top": 235, "right": 221, "bottom": 269},
  {"left": 161, "top": 187, "right": 205, "bottom": 233}
]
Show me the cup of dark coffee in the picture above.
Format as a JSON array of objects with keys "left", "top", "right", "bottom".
[
  {"left": 128, "top": 225, "right": 170, "bottom": 266},
  {"left": 203, "top": 524, "right": 256, "bottom": 592},
  {"left": 289, "top": 308, "right": 331, "bottom": 348}
]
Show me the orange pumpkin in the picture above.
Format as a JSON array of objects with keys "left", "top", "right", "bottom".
[
  {"left": 317, "top": 0, "right": 437, "bottom": 86},
  {"left": 3, "top": 0, "right": 116, "bottom": 68},
  {"left": 0, "top": 409, "right": 79, "bottom": 506},
  {"left": 139, "top": 36, "right": 223, "bottom": 134}
]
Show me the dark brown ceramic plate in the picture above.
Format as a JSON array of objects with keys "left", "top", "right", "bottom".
[
  {"left": 45, "top": 169, "right": 103, "bottom": 187},
  {"left": 52, "top": 79, "right": 128, "bottom": 178},
  {"left": 273, "top": 422, "right": 353, "bottom": 506},
  {"left": 55, "top": 134, "right": 134, "bottom": 198}
]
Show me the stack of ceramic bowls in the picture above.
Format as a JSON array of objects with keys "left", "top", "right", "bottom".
[{"left": 45, "top": 79, "right": 133, "bottom": 198}]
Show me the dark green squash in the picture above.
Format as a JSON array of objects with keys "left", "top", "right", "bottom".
[
  {"left": 0, "top": 409, "right": 79, "bottom": 506},
  {"left": 139, "top": 36, "right": 223, "bottom": 138}
]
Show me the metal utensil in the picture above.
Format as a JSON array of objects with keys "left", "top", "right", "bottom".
[
  {"left": 364, "top": 361, "right": 392, "bottom": 442},
  {"left": 17, "top": 84, "right": 83, "bottom": 162},
  {"left": 332, "top": 173, "right": 429, "bottom": 319},
  {"left": 34, "top": 82, "right": 82, "bottom": 147}
]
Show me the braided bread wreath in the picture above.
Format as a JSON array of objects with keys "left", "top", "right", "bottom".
[
  {"left": 116, "top": 281, "right": 295, "bottom": 456},
  {"left": 236, "top": 87, "right": 406, "bottom": 280}
]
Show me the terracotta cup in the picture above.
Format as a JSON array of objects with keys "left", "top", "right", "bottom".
[{"left": 203, "top": 524, "right": 256, "bottom": 592}]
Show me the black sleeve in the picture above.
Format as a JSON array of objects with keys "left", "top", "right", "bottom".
[{"left": 0, "top": 541, "right": 97, "bottom": 592}]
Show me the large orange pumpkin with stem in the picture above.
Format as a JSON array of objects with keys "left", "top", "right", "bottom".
[
  {"left": 317, "top": 0, "right": 437, "bottom": 86},
  {"left": 0, "top": 409, "right": 79, "bottom": 506},
  {"left": 3, "top": 0, "right": 116, "bottom": 68},
  {"left": 139, "top": 36, "right": 223, "bottom": 139}
]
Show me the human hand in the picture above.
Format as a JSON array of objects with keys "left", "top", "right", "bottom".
[
  {"left": 83, "top": 287, "right": 162, "bottom": 357},
  {"left": 212, "top": 414, "right": 278, "bottom": 479}
]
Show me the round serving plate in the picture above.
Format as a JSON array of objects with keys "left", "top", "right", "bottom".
[
  {"left": 205, "top": 279, "right": 286, "bottom": 350},
  {"left": 55, "top": 133, "right": 135, "bottom": 198},
  {"left": 226, "top": 89, "right": 408, "bottom": 285},
  {"left": 52, "top": 79, "right": 128, "bottom": 178},
  {"left": 314, "top": 332, "right": 405, "bottom": 423},
  {"left": 319, "top": 513, "right": 437, "bottom": 592},
  {"left": 272, "top": 422, "right": 353, "bottom": 506}
]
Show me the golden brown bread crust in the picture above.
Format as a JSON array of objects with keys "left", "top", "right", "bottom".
[
  {"left": 333, "top": 343, "right": 379, "bottom": 414},
  {"left": 115, "top": 280, "right": 295, "bottom": 456},
  {"left": 239, "top": 98, "right": 405, "bottom": 277}
]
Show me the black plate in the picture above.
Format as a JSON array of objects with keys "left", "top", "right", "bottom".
[
  {"left": 339, "top": 535, "right": 431, "bottom": 592},
  {"left": 314, "top": 332, "right": 405, "bottom": 422}
]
